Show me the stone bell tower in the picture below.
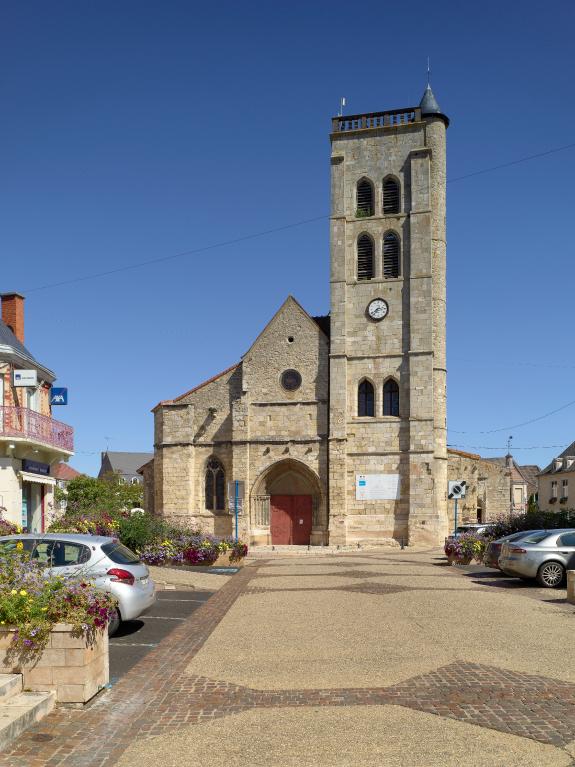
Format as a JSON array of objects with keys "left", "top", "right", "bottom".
[{"left": 328, "top": 85, "right": 449, "bottom": 546}]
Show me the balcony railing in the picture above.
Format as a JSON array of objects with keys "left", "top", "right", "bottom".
[
  {"left": 0, "top": 406, "right": 74, "bottom": 453},
  {"left": 332, "top": 107, "right": 421, "bottom": 134}
]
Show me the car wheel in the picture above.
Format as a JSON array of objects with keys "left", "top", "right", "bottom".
[
  {"left": 107, "top": 608, "right": 122, "bottom": 637},
  {"left": 536, "top": 561, "right": 565, "bottom": 588}
]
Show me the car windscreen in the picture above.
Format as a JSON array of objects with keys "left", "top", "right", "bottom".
[{"left": 102, "top": 542, "right": 140, "bottom": 564}]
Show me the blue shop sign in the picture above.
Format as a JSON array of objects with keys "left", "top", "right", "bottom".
[
  {"left": 50, "top": 388, "right": 68, "bottom": 405},
  {"left": 22, "top": 459, "right": 50, "bottom": 476}
]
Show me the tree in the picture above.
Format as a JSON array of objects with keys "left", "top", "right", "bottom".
[{"left": 55, "top": 474, "right": 143, "bottom": 514}]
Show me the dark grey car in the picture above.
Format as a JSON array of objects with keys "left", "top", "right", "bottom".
[{"left": 499, "top": 529, "right": 575, "bottom": 587}]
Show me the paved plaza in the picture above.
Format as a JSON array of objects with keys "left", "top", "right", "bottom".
[{"left": 2, "top": 550, "right": 575, "bottom": 766}]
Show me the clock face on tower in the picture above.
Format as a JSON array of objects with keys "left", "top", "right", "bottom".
[{"left": 367, "top": 298, "right": 389, "bottom": 321}]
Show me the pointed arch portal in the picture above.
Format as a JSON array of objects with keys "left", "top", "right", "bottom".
[{"left": 251, "top": 459, "right": 324, "bottom": 545}]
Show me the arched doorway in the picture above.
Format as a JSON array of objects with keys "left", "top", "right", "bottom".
[{"left": 251, "top": 459, "right": 324, "bottom": 546}]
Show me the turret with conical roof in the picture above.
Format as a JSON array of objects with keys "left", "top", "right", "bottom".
[{"left": 419, "top": 84, "right": 449, "bottom": 126}]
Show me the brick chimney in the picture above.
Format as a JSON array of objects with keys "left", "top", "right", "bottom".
[{"left": 1, "top": 293, "right": 25, "bottom": 343}]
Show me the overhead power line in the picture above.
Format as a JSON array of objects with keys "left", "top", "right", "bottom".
[
  {"left": 24, "top": 215, "right": 328, "bottom": 294},
  {"left": 448, "top": 396, "right": 575, "bottom": 435},
  {"left": 22, "top": 140, "right": 575, "bottom": 294},
  {"left": 449, "top": 444, "right": 568, "bottom": 452}
]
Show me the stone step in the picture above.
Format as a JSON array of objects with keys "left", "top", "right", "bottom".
[
  {"left": 0, "top": 674, "right": 22, "bottom": 699},
  {"left": 0, "top": 690, "right": 56, "bottom": 751}
]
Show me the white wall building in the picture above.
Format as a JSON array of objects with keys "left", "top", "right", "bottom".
[{"left": 0, "top": 293, "right": 74, "bottom": 531}]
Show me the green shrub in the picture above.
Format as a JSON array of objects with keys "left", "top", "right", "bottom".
[
  {"left": 486, "top": 509, "right": 575, "bottom": 541},
  {"left": 117, "top": 513, "right": 170, "bottom": 553}
]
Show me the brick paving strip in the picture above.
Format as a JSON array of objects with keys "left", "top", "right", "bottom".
[
  {"left": 4, "top": 557, "right": 575, "bottom": 765},
  {"left": 0, "top": 563, "right": 262, "bottom": 767}
]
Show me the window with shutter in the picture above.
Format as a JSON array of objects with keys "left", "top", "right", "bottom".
[
  {"left": 356, "top": 178, "right": 374, "bottom": 217},
  {"left": 358, "top": 380, "right": 375, "bottom": 417},
  {"left": 357, "top": 234, "right": 374, "bottom": 280},
  {"left": 383, "top": 232, "right": 400, "bottom": 278},
  {"left": 383, "top": 178, "right": 400, "bottom": 214}
]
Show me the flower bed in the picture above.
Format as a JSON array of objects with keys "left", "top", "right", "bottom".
[
  {"left": 48, "top": 510, "right": 248, "bottom": 567},
  {"left": 139, "top": 535, "right": 248, "bottom": 568},
  {"left": 0, "top": 514, "right": 19, "bottom": 537},
  {"left": 49, "top": 509, "right": 124, "bottom": 538}
]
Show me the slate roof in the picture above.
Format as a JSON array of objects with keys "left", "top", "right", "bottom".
[
  {"left": 0, "top": 320, "right": 55, "bottom": 380},
  {"left": 419, "top": 84, "right": 449, "bottom": 126},
  {"left": 100, "top": 452, "right": 153, "bottom": 477},
  {"left": 312, "top": 315, "right": 330, "bottom": 338},
  {"left": 540, "top": 441, "right": 575, "bottom": 475}
]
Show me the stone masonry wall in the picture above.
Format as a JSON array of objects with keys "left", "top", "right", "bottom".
[
  {"left": 329, "top": 115, "right": 448, "bottom": 546},
  {"left": 153, "top": 298, "right": 329, "bottom": 543},
  {"left": 447, "top": 449, "right": 511, "bottom": 528}
]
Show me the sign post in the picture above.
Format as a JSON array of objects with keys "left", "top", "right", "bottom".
[
  {"left": 454, "top": 497, "right": 458, "bottom": 536},
  {"left": 228, "top": 481, "right": 245, "bottom": 543},
  {"left": 234, "top": 480, "right": 239, "bottom": 543},
  {"left": 448, "top": 480, "right": 467, "bottom": 536}
]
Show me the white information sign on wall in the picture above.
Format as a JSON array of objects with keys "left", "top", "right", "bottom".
[
  {"left": 13, "top": 369, "right": 37, "bottom": 387},
  {"left": 356, "top": 474, "right": 401, "bottom": 501}
]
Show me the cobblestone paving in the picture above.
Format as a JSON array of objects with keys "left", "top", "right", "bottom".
[
  {"left": 135, "top": 662, "right": 575, "bottom": 748},
  {"left": 3, "top": 556, "right": 575, "bottom": 765}
]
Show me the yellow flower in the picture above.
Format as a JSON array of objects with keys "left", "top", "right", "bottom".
[
  {"left": 19, "top": 590, "right": 27, "bottom": 596},
  {"left": 0, "top": 621, "right": 4, "bottom": 625},
  {"left": 16, "top": 541, "right": 24, "bottom": 550},
  {"left": 41, "top": 607, "right": 48, "bottom": 612},
  {"left": 10, "top": 589, "right": 17, "bottom": 595}
]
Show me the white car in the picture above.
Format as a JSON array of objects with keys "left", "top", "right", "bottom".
[
  {"left": 0, "top": 533, "right": 156, "bottom": 635},
  {"left": 446, "top": 523, "right": 495, "bottom": 540}
]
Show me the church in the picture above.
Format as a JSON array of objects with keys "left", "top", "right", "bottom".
[{"left": 144, "top": 85, "right": 510, "bottom": 547}]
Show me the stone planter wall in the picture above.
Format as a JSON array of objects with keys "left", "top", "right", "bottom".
[
  {"left": 567, "top": 571, "right": 575, "bottom": 605},
  {"left": 213, "top": 552, "right": 244, "bottom": 567},
  {"left": 0, "top": 624, "right": 109, "bottom": 703}
]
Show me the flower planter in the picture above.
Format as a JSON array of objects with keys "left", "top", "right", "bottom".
[
  {"left": 0, "top": 624, "right": 108, "bottom": 703},
  {"left": 214, "top": 552, "right": 245, "bottom": 568},
  {"left": 176, "top": 553, "right": 245, "bottom": 569},
  {"left": 447, "top": 554, "right": 472, "bottom": 566}
]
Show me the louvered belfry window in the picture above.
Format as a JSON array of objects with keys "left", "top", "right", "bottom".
[
  {"left": 205, "top": 457, "right": 225, "bottom": 511},
  {"left": 383, "top": 232, "right": 400, "bottom": 278},
  {"left": 383, "top": 379, "right": 400, "bottom": 417},
  {"left": 356, "top": 179, "right": 374, "bottom": 217},
  {"left": 358, "top": 380, "right": 375, "bottom": 417},
  {"left": 383, "top": 178, "right": 400, "bottom": 214},
  {"left": 357, "top": 234, "right": 374, "bottom": 280}
]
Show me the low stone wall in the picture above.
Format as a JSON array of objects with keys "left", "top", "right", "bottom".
[{"left": 0, "top": 624, "right": 109, "bottom": 703}]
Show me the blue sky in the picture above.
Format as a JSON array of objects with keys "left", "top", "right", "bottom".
[{"left": 1, "top": 0, "right": 574, "bottom": 475}]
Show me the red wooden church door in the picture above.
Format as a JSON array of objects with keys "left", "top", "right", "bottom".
[{"left": 270, "top": 495, "right": 312, "bottom": 545}]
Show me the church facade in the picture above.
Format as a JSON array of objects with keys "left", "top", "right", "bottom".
[{"left": 150, "top": 86, "right": 454, "bottom": 546}]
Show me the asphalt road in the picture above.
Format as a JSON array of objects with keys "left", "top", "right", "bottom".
[{"left": 108, "top": 589, "right": 214, "bottom": 685}]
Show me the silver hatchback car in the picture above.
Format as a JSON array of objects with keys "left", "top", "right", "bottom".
[
  {"left": 0, "top": 533, "right": 156, "bottom": 635},
  {"left": 498, "top": 528, "right": 575, "bottom": 587}
]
